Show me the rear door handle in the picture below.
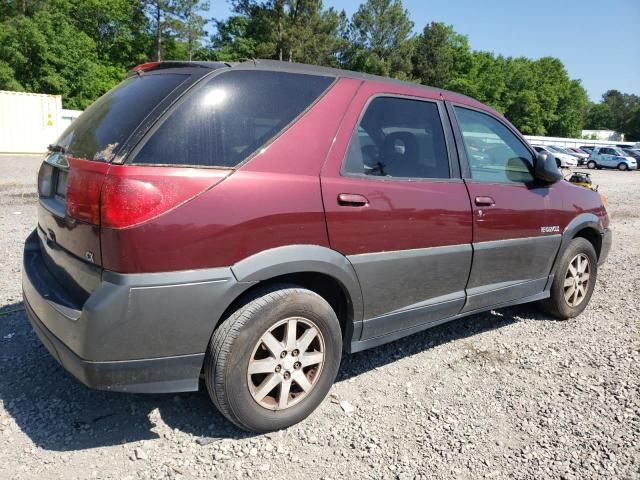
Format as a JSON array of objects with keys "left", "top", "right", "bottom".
[
  {"left": 474, "top": 196, "right": 495, "bottom": 207},
  {"left": 338, "top": 193, "right": 369, "bottom": 207}
]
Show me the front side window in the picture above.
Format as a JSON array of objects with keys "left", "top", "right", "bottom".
[
  {"left": 133, "top": 70, "right": 333, "bottom": 167},
  {"left": 454, "top": 106, "right": 535, "bottom": 184},
  {"left": 342, "top": 97, "right": 450, "bottom": 179}
]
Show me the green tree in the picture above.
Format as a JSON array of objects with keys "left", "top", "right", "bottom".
[
  {"left": 347, "top": 0, "right": 414, "bottom": 78},
  {"left": 144, "top": 0, "right": 176, "bottom": 61},
  {"left": 221, "top": 0, "right": 346, "bottom": 65},
  {"left": 412, "top": 22, "right": 471, "bottom": 88},
  {"left": 210, "top": 15, "right": 258, "bottom": 60},
  {"left": 72, "top": 0, "right": 150, "bottom": 67},
  {"left": 625, "top": 107, "right": 640, "bottom": 141},
  {"left": 585, "top": 103, "right": 614, "bottom": 130},
  {"left": 548, "top": 79, "right": 589, "bottom": 137},
  {"left": 0, "top": 10, "right": 116, "bottom": 109},
  {"left": 173, "top": 0, "right": 209, "bottom": 61}
]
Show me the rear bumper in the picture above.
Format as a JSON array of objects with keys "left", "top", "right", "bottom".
[
  {"left": 599, "top": 227, "right": 612, "bottom": 265},
  {"left": 25, "top": 298, "right": 204, "bottom": 393},
  {"left": 22, "top": 229, "right": 252, "bottom": 393}
]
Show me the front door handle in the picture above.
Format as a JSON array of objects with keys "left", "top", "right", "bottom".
[
  {"left": 474, "top": 196, "right": 495, "bottom": 207},
  {"left": 338, "top": 193, "right": 369, "bottom": 207}
]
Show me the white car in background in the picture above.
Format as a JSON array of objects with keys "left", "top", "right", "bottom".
[{"left": 532, "top": 145, "right": 578, "bottom": 168}]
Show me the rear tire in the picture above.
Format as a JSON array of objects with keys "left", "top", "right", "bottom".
[
  {"left": 537, "top": 237, "right": 597, "bottom": 319},
  {"left": 587, "top": 160, "right": 597, "bottom": 169},
  {"left": 204, "top": 284, "right": 342, "bottom": 432}
]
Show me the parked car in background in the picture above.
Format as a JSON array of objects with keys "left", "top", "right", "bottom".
[
  {"left": 532, "top": 145, "right": 578, "bottom": 167},
  {"left": 580, "top": 146, "right": 595, "bottom": 154},
  {"left": 587, "top": 146, "right": 637, "bottom": 171},
  {"left": 23, "top": 60, "right": 612, "bottom": 432},
  {"left": 622, "top": 148, "right": 640, "bottom": 167},
  {"left": 565, "top": 147, "right": 589, "bottom": 164},
  {"left": 567, "top": 147, "right": 590, "bottom": 163}
]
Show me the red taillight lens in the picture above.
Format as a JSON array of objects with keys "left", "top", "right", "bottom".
[
  {"left": 64, "top": 159, "right": 229, "bottom": 229},
  {"left": 100, "top": 166, "right": 229, "bottom": 229},
  {"left": 65, "top": 158, "right": 110, "bottom": 225}
]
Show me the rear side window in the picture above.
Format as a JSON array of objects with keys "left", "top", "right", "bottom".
[
  {"left": 56, "top": 74, "right": 187, "bottom": 161},
  {"left": 133, "top": 70, "right": 334, "bottom": 167},
  {"left": 342, "top": 97, "right": 450, "bottom": 179}
]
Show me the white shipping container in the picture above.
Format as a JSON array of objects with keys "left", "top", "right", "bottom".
[{"left": 0, "top": 90, "right": 63, "bottom": 154}]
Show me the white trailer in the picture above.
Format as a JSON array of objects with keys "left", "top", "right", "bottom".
[{"left": 0, "top": 90, "right": 81, "bottom": 154}]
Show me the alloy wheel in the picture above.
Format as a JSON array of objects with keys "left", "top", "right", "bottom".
[
  {"left": 563, "top": 253, "right": 591, "bottom": 307},
  {"left": 247, "top": 317, "right": 325, "bottom": 410}
]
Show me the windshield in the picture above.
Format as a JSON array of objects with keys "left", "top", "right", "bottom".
[
  {"left": 546, "top": 145, "right": 563, "bottom": 153},
  {"left": 55, "top": 73, "right": 188, "bottom": 162}
]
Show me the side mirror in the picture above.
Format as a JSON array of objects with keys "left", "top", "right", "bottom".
[{"left": 534, "top": 152, "right": 563, "bottom": 183}]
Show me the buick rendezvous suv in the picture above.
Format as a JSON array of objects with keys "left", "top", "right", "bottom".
[{"left": 23, "top": 60, "right": 612, "bottom": 432}]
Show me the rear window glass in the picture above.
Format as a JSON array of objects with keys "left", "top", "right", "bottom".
[
  {"left": 56, "top": 74, "right": 187, "bottom": 161},
  {"left": 132, "top": 70, "right": 334, "bottom": 167}
]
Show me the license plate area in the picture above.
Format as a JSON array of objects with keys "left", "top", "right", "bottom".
[{"left": 38, "top": 154, "right": 69, "bottom": 216}]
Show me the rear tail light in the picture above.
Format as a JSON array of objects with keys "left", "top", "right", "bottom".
[
  {"left": 38, "top": 162, "right": 54, "bottom": 197},
  {"left": 64, "top": 159, "right": 229, "bottom": 229},
  {"left": 65, "top": 158, "right": 109, "bottom": 225},
  {"left": 100, "top": 167, "right": 227, "bottom": 229}
]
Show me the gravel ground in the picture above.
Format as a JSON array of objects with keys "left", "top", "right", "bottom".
[{"left": 0, "top": 155, "right": 638, "bottom": 480}]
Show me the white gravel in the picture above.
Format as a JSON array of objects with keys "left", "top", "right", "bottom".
[{"left": 0, "top": 155, "right": 638, "bottom": 479}]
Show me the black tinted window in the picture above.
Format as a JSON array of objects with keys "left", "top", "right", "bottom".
[
  {"left": 133, "top": 70, "right": 333, "bottom": 167},
  {"left": 342, "top": 97, "right": 450, "bottom": 179},
  {"left": 454, "top": 107, "right": 534, "bottom": 184},
  {"left": 57, "top": 74, "right": 187, "bottom": 161}
]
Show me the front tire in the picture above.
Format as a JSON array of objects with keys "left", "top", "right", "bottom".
[
  {"left": 587, "top": 160, "right": 597, "bottom": 169},
  {"left": 537, "top": 237, "right": 597, "bottom": 319},
  {"left": 618, "top": 163, "right": 628, "bottom": 171},
  {"left": 204, "top": 284, "right": 342, "bottom": 432}
]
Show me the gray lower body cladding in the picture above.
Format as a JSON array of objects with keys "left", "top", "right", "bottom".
[
  {"left": 25, "top": 299, "right": 204, "bottom": 393},
  {"left": 349, "top": 235, "right": 562, "bottom": 350},
  {"left": 22, "top": 229, "right": 252, "bottom": 393},
  {"left": 599, "top": 228, "right": 612, "bottom": 264},
  {"left": 22, "top": 226, "right": 610, "bottom": 393}
]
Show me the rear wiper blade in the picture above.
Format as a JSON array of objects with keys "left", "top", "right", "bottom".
[{"left": 47, "top": 144, "right": 66, "bottom": 153}]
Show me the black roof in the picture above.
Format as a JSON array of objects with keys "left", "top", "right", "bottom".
[{"left": 148, "top": 59, "right": 478, "bottom": 104}]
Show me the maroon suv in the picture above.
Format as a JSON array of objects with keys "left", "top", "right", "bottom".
[{"left": 23, "top": 60, "right": 612, "bottom": 432}]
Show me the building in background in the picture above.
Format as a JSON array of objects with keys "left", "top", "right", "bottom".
[
  {"left": 581, "top": 130, "right": 624, "bottom": 142},
  {"left": 0, "top": 90, "right": 81, "bottom": 154}
]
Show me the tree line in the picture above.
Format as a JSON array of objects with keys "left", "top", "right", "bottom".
[{"left": 1, "top": 0, "right": 638, "bottom": 140}]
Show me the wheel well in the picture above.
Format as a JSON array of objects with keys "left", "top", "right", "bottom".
[
  {"left": 574, "top": 227, "right": 602, "bottom": 259},
  {"left": 217, "top": 272, "right": 353, "bottom": 340}
]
